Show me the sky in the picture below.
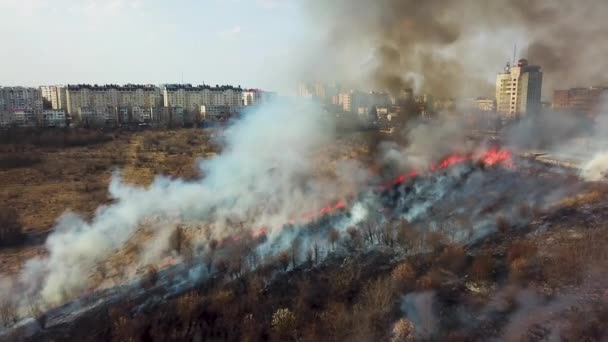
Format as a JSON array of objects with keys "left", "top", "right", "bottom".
[{"left": 0, "top": 0, "right": 305, "bottom": 91}]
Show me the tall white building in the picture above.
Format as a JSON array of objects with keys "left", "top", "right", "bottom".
[
  {"left": 40, "top": 85, "right": 67, "bottom": 110},
  {"left": 496, "top": 59, "right": 543, "bottom": 118}
]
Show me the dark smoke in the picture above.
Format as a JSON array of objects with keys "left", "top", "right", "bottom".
[{"left": 304, "top": 0, "right": 608, "bottom": 97}]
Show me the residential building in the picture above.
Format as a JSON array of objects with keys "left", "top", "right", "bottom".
[
  {"left": 461, "top": 98, "right": 496, "bottom": 112},
  {"left": 496, "top": 59, "right": 543, "bottom": 118},
  {"left": 552, "top": 87, "right": 608, "bottom": 117},
  {"left": 132, "top": 106, "right": 155, "bottom": 123},
  {"left": 0, "top": 87, "right": 43, "bottom": 127},
  {"left": 66, "top": 84, "right": 162, "bottom": 122},
  {"left": 40, "top": 85, "right": 67, "bottom": 110},
  {"left": 243, "top": 88, "right": 274, "bottom": 106},
  {"left": 162, "top": 84, "right": 243, "bottom": 120},
  {"left": 42, "top": 109, "right": 67, "bottom": 127},
  {"left": 78, "top": 107, "right": 118, "bottom": 127},
  {"left": 0, "top": 86, "right": 43, "bottom": 112}
]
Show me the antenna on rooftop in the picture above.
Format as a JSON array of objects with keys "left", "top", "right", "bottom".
[{"left": 512, "top": 44, "right": 517, "bottom": 66}]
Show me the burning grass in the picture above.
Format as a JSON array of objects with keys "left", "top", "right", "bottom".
[{"left": 2, "top": 135, "right": 606, "bottom": 341}]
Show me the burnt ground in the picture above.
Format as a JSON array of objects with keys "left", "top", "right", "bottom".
[{"left": 5, "top": 161, "right": 608, "bottom": 341}]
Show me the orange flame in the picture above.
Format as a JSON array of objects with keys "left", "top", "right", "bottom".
[{"left": 242, "top": 148, "right": 513, "bottom": 242}]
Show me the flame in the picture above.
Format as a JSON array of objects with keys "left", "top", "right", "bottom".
[
  {"left": 431, "top": 154, "right": 471, "bottom": 171},
  {"left": 387, "top": 148, "right": 513, "bottom": 187},
  {"left": 241, "top": 148, "right": 513, "bottom": 242},
  {"left": 479, "top": 148, "right": 514, "bottom": 168}
]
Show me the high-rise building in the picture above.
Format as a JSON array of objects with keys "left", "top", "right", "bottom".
[
  {"left": 0, "top": 87, "right": 43, "bottom": 127},
  {"left": 552, "top": 87, "right": 608, "bottom": 118},
  {"left": 0, "top": 86, "right": 43, "bottom": 112},
  {"left": 496, "top": 59, "right": 543, "bottom": 118},
  {"left": 40, "top": 85, "right": 67, "bottom": 110}
]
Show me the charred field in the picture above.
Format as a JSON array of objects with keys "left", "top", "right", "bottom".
[{"left": 5, "top": 153, "right": 608, "bottom": 342}]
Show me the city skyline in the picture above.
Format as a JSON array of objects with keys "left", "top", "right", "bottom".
[{"left": 0, "top": 0, "right": 305, "bottom": 92}]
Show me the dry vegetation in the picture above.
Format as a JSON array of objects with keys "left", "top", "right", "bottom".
[
  {"left": 3, "top": 130, "right": 608, "bottom": 341},
  {"left": 0, "top": 128, "right": 218, "bottom": 275},
  {"left": 13, "top": 188, "right": 608, "bottom": 341}
]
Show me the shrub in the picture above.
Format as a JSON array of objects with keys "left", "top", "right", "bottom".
[
  {"left": 0, "top": 207, "right": 24, "bottom": 247},
  {"left": 271, "top": 308, "right": 297, "bottom": 341},
  {"left": 470, "top": 254, "right": 495, "bottom": 281},
  {"left": 0, "top": 297, "right": 18, "bottom": 328},
  {"left": 391, "top": 318, "right": 415, "bottom": 342},
  {"left": 176, "top": 291, "right": 201, "bottom": 324},
  {"left": 507, "top": 241, "right": 537, "bottom": 264},
  {"left": 434, "top": 244, "right": 467, "bottom": 273},
  {"left": 391, "top": 262, "right": 416, "bottom": 292}
]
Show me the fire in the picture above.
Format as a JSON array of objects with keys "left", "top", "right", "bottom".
[
  {"left": 387, "top": 147, "right": 514, "bottom": 187},
  {"left": 241, "top": 148, "right": 513, "bottom": 242},
  {"left": 479, "top": 148, "right": 514, "bottom": 168},
  {"left": 431, "top": 154, "right": 470, "bottom": 171}
]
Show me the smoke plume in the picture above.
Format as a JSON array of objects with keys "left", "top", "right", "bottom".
[
  {"left": 302, "top": 0, "right": 608, "bottom": 97},
  {"left": 3, "top": 100, "right": 349, "bottom": 306}
]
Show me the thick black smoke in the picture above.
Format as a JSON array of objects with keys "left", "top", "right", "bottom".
[{"left": 303, "top": 0, "right": 608, "bottom": 97}]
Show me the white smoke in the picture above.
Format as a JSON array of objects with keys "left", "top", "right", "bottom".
[
  {"left": 581, "top": 152, "right": 608, "bottom": 181},
  {"left": 5, "top": 99, "right": 349, "bottom": 307}
]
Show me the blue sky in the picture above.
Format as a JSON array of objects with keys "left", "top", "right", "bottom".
[{"left": 0, "top": 0, "right": 306, "bottom": 91}]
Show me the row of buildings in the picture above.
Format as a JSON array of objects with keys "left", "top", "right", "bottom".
[
  {"left": 552, "top": 86, "right": 608, "bottom": 118},
  {"left": 0, "top": 84, "right": 274, "bottom": 128}
]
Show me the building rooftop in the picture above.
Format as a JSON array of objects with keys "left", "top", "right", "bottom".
[{"left": 163, "top": 84, "right": 243, "bottom": 91}]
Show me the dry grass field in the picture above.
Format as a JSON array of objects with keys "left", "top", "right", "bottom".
[{"left": 0, "top": 128, "right": 218, "bottom": 275}]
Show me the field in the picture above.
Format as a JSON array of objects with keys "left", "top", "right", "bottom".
[{"left": 0, "top": 128, "right": 218, "bottom": 275}]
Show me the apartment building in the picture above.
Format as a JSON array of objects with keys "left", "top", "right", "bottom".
[
  {"left": 552, "top": 87, "right": 608, "bottom": 117},
  {"left": 66, "top": 84, "right": 162, "bottom": 121},
  {"left": 461, "top": 98, "right": 496, "bottom": 112},
  {"left": 162, "top": 84, "right": 244, "bottom": 119},
  {"left": 0, "top": 87, "right": 44, "bottom": 127},
  {"left": 42, "top": 109, "right": 67, "bottom": 127},
  {"left": 496, "top": 59, "right": 543, "bottom": 118},
  {"left": 40, "top": 85, "right": 68, "bottom": 110}
]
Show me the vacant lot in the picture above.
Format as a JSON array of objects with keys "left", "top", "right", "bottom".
[{"left": 0, "top": 129, "right": 217, "bottom": 234}]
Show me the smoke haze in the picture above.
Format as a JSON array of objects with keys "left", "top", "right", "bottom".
[
  {"left": 301, "top": 0, "right": 608, "bottom": 97},
  {"left": 3, "top": 100, "right": 348, "bottom": 306}
]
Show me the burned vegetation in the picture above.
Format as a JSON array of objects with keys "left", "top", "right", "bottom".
[{"left": 4, "top": 149, "right": 608, "bottom": 342}]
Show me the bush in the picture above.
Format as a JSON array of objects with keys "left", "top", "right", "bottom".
[
  {"left": 271, "top": 308, "right": 297, "bottom": 341},
  {"left": 391, "top": 318, "right": 415, "bottom": 342},
  {"left": 391, "top": 263, "right": 416, "bottom": 292},
  {"left": 0, "top": 207, "right": 24, "bottom": 247},
  {"left": 434, "top": 244, "right": 467, "bottom": 273},
  {"left": 470, "top": 254, "right": 495, "bottom": 281}
]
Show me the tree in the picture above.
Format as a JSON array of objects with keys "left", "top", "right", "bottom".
[
  {"left": 271, "top": 308, "right": 297, "bottom": 341},
  {"left": 328, "top": 228, "right": 340, "bottom": 251}
]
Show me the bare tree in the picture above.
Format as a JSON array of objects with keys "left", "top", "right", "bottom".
[{"left": 328, "top": 228, "right": 340, "bottom": 251}]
